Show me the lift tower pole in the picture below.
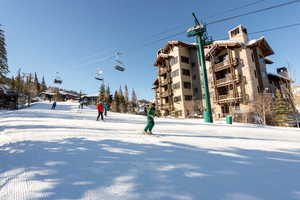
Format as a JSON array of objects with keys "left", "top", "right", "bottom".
[{"left": 187, "top": 13, "right": 213, "bottom": 123}]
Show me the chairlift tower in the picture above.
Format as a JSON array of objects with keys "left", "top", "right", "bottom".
[{"left": 187, "top": 13, "right": 213, "bottom": 123}]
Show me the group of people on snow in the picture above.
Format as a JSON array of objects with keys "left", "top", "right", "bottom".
[
  {"left": 50, "top": 99, "right": 156, "bottom": 135},
  {"left": 96, "top": 101, "right": 156, "bottom": 135},
  {"left": 96, "top": 101, "right": 110, "bottom": 121}
]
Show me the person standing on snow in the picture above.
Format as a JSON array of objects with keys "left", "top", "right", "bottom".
[
  {"left": 96, "top": 101, "right": 104, "bottom": 121},
  {"left": 144, "top": 103, "right": 156, "bottom": 134},
  {"left": 104, "top": 103, "right": 109, "bottom": 116},
  {"left": 51, "top": 101, "right": 57, "bottom": 110}
]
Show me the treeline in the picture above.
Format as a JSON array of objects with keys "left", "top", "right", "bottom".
[
  {"left": 9, "top": 69, "right": 47, "bottom": 97},
  {"left": 98, "top": 83, "right": 139, "bottom": 113}
]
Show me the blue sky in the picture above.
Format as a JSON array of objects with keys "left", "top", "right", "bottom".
[{"left": 1, "top": 0, "right": 300, "bottom": 100}]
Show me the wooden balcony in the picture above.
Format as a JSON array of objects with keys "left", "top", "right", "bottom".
[
  {"left": 215, "top": 74, "right": 241, "bottom": 87},
  {"left": 218, "top": 93, "right": 243, "bottom": 103},
  {"left": 160, "top": 104, "right": 172, "bottom": 110},
  {"left": 213, "top": 58, "right": 239, "bottom": 72},
  {"left": 160, "top": 78, "right": 172, "bottom": 86},
  {"left": 161, "top": 90, "right": 172, "bottom": 98}
]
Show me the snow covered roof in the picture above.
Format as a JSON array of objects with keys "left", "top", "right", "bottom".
[
  {"left": 246, "top": 37, "right": 274, "bottom": 57},
  {"left": 212, "top": 40, "right": 240, "bottom": 46},
  {"left": 268, "top": 73, "right": 292, "bottom": 82},
  {"left": 0, "top": 84, "right": 17, "bottom": 95},
  {"left": 264, "top": 57, "right": 274, "bottom": 64},
  {"left": 83, "top": 93, "right": 98, "bottom": 98}
]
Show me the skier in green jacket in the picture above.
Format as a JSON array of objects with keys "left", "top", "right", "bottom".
[{"left": 144, "top": 103, "right": 156, "bottom": 135}]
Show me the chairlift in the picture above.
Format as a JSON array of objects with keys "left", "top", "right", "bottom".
[
  {"left": 114, "top": 65, "right": 125, "bottom": 72},
  {"left": 54, "top": 72, "right": 63, "bottom": 84},
  {"left": 114, "top": 52, "right": 126, "bottom": 72},
  {"left": 95, "top": 69, "right": 104, "bottom": 81}
]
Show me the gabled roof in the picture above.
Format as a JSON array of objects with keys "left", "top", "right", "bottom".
[
  {"left": 206, "top": 40, "right": 241, "bottom": 59},
  {"left": 268, "top": 73, "right": 292, "bottom": 82},
  {"left": 246, "top": 37, "right": 274, "bottom": 57},
  {"left": 154, "top": 41, "right": 196, "bottom": 66}
]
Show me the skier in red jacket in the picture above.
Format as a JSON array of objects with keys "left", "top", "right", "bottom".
[{"left": 96, "top": 102, "right": 104, "bottom": 121}]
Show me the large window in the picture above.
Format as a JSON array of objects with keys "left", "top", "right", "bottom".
[
  {"left": 181, "top": 56, "right": 189, "bottom": 64},
  {"left": 182, "top": 69, "right": 190, "bottom": 76},
  {"left": 172, "top": 82, "right": 180, "bottom": 90},
  {"left": 174, "top": 96, "right": 181, "bottom": 102},
  {"left": 171, "top": 69, "right": 179, "bottom": 77},
  {"left": 183, "top": 82, "right": 191, "bottom": 89},
  {"left": 170, "top": 57, "right": 178, "bottom": 66}
]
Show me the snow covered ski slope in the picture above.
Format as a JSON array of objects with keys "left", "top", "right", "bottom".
[{"left": 1, "top": 102, "right": 300, "bottom": 200}]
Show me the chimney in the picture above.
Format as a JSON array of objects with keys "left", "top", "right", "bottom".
[{"left": 228, "top": 25, "right": 249, "bottom": 43}]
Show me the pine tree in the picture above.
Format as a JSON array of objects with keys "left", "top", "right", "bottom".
[
  {"left": 272, "top": 89, "right": 295, "bottom": 127},
  {"left": 118, "top": 86, "right": 126, "bottom": 112},
  {"left": 131, "top": 89, "right": 138, "bottom": 113},
  {"left": 15, "top": 69, "right": 23, "bottom": 94},
  {"left": 0, "top": 26, "right": 9, "bottom": 81},
  {"left": 10, "top": 76, "right": 16, "bottom": 90},
  {"left": 112, "top": 90, "right": 120, "bottom": 112},
  {"left": 105, "top": 84, "right": 112, "bottom": 104},
  {"left": 98, "top": 83, "right": 106, "bottom": 102},
  {"left": 34, "top": 72, "right": 40, "bottom": 96},
  {"left": 124, "top": 84, "right": 129, "bottom": 103},
  {"left": 41, "top": 76, "right": 47, "bottom": 92}
]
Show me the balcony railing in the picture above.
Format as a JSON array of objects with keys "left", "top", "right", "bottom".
[
  {"left": 215, "top": 76, "right": 231, "bottom": 85},
  {"left": 213, "top": 58, "right": 239, "bottom": 72},
  {"left": 218, "top": 93, "right": 242, "bottom": 102},
  {"left": 160, "top": 78, "right": 171, "bottom": 86},
  {"left": 215, "top": 74, "right": 241, "bottom": 86},
  {"left": 160, "top": 104, "right": 172, "bottom": 110},
  {"left": 161, "top": 90, "right": 172, "bottom": 98}
]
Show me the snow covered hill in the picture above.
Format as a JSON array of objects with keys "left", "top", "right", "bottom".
[{"left": 1, "top": 102, "right": 300, "bottom": 200}]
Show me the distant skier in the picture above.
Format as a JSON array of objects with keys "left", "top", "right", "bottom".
[
  {"left": 51, "top": 101, "right": 57, "bottom": 110},
  {"left": 104, "top": 103, "right": 109, "bottom": 116},
  {"left": 144, "top": 103, "right": 156, "bottom": 135},
  {"left": 96, "top": 101, "right": 104, "bottom": 121}
]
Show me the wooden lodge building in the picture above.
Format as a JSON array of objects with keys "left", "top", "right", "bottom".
[{"left": 153, "top": 25, "right": 296, "bottom": 121}]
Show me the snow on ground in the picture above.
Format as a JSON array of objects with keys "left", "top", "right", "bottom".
[{"left": 0, "top": 102, "right": 300, "bottom": 200}]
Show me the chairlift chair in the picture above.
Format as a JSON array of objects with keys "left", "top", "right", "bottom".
[
  {"left": 54, "top": 72, "right": 63, "bottom": 84},
  {"left": 114, "top": 65, "right": 125, "bottom": 72},
  {"left": 95, "top": 69, "right": 104, "bottom": 81}
]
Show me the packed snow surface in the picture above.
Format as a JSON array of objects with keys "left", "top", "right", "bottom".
[{"left": 1, "top": 102, "right": 300, "bottom": 200}]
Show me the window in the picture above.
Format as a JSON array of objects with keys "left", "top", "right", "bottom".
[
  {"left": 172, "top": 82, "right": 180, "bottom": 90},
  {"left": 174, "top": 96, "right": 181, "bottom": 102},
  {"left": 183, "top": 82, "right": 191, "bottom": 89},
  {"left": 254, "top": 69, "right": 257, "bottom": 78},
  {"left": 170, "top": 57, "right": 178, "bottom": 66},
  {"left": 182, "top": 69, "right": 190, "bottom": 76},
  {"left": 171, "top": 69, "right": 179, "bottom": 77},
  {"left": 192, "top": 75, "right": 197, "bottom": 80},
  {"left": 191, "top": 62, "right": 196, "bottom": 68},
  {"left": 184, "top": 95, "right": 192, "bottom": 101},
  {"left": 181, "top": 56, "right": 189, "bottom": 64},
  {"left": 251, "top": 53, "right": 255, "bottom": 62}
]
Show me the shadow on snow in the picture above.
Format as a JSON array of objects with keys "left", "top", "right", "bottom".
[{"left": 1, "top": 138, "right": 300, "bottom": 200}]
